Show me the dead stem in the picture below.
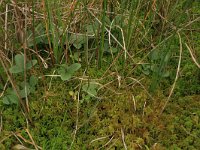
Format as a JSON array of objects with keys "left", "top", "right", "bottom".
[{"left": 160, "top": 32, "right": 183, "bottom": 115}]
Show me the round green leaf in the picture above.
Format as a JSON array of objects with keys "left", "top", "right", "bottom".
[
  {"left": 60, "top": 72, "right": 72, "bottom": 81},
  {"left": 67, "top": 63, "right": 81, "bottom": 74},
  {"left": 29, "top": 75, "right": 38, "bottom": 86},
  {"left": 9, "top": 65, "right": 23, "bottom": 73},
  {"left": 20, "top": 86, "right": 31, "bottom": 98},
  {"left": 3, "top": 94, "right": 18, "bottom": 105},
  {"left": 2, "top": 96, "right": 10, "bottom": 105},
  {"left": 15, "top": 54, "right": 24, "bottom": 68},
  {"left": 82, "top": 83, "right": 98, "bottom": 97}
]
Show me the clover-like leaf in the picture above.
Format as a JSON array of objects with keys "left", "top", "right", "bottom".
[
  {"left": 162, "top": 71, "right": 170, "bottom": 78},
  {"left": 60, "top": 71, "right": 72, "bottom": 81},
  {"left": 69, "top": 34, "right": 85, "bottom": 49},
  {"left": 149, "top": 49, "right": 159, "bottom": 61},
  {"left": 82, "top": 82, "right": 98, "bottom": 97},
  {"left": 9, "top": 65, "right": 24, "bottom": 74},
  {"left": 9, "top": 54, "right": 24, "bottom": 73},
  {"left": 58, "top": 63, "right": 81, "bottom": 81},
  {"left": 85, "top": 23, "right": 99, "bottom": 35},
  {"left": 29, "top": 75, "right": 38, "bottom": 87},
  {"left": 15, "top": 54, "right": 24, "bottom": 69},
  {"left": 9, "top": 54, "right": 37, "bottom": 74},
  {"left": 67, "top": 63, "right": 81, "bottom": 74},
  {"left": 109, "top": 47, "right": 118, "bottom": 53},
  {"left": 20, "top": 86, "right": 31, "bottom": 98},
  {"left": 3, "top": 94, "right": 18, "bottom": 105},
  {"left": 19, "top": 82, "right": 31, "bottom": 98}
]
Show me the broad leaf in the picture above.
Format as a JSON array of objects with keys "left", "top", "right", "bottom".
[
  {"left": 82, "top": 82, "right": 98, "bottom": 97},
  {"left": 19, "top": 82, "right": 31, "bottom": 98},
  {"left": 29, "top": 75, "right": 38, "bottom": 87},
  {"left": 60, "top": 72, "right": 72, "bottom": 81},
  {"left": 2, "top": 96, "right": 10, "bottom": 105},
  {"left": 162, "top": 71, "right": 170, "bottom": 78},
  {"left": 9, "top": 65, "right": 23, "bottom": 73},
  {"left": 58, "top": 63, "right": 81, "bottom": 81},
  {"left": 3, "top": 94, "right": 18, "bottom": 105},
  {"left": 149, "top": 49, "right": 159, "bottom": 61},
  {"left": 9, "top": 54, "right": 37, "bottom": 73},
  {"left": 20, "top": 86, "right": 31, "bottom": 98},
  {"left": 86, "top": 24, "right": 95, "bottom": 35},
  {"left": 9, "top": 54, "right": 24, "bottom": 73},
  {"left": 67, "top": 63, "right": 81, "bottom": 74},
  {"left": 69, "top": 34, "right": 85, "bottom": 49},
  {"left": 109, "top": 47, "right": 118, "bottom": 53},
  {"left": 85, "top": 23, "right": 99, "bottom": 35},
  {"left": 15, "top": 54, "right": 24, "bottom": 68}
]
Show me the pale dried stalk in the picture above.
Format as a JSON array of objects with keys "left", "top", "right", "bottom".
[
  {"left": 160, "top": 32, "right": 183, "bottom": 115},
  {"left": 26, "top": 128, "right": 39, "bottom": 150},
  {"left": 90, "top": 136, "right": 109, "bottom": 144},
  {"left": 185, "top": 43, "right": 200, "bottom": 69},
  {"left": 5, "top": 4, "right": 8, "bottom": 50},
  {"left": 87, "top": 8, "right": 133, "bottom": 61},
  {"left": 121, "top": 128, "right": 127, "bottom": 150},
  {"left": 99, "top": 135, "right": 114, "bottom": 149},
  {"left": 16, "top": 132, "right": 42, "bottom": 149}
]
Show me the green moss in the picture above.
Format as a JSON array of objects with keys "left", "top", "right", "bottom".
[{"left": 0, "top": 1, "right": 200, "bottom": 149}]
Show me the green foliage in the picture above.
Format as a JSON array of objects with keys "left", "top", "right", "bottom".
[
  {"left": 82, "top": 82, "right": 98, "bottom": 97},
  {"left": 2, "top": 90, "right": 18, "bottom": 105},
  {"left": 1, "top": 54, "right": 38, "bottom": 105},
  {"left": 9, "top": 54, "right": 37, "bottom": 74},
  {"left": 1, "top": 75, "right": 38, "bottom": 105},
  {"left": 27, "top": 23, "right": 49, "bottom": 47},
  {"left": 69, "top": 34, "right": 86, "bottom": 50},
  {"left": 57, "top": 63, "right": 81, "bottom": 81},
  {"left": 0, "top": 0, "right": 199, "bottom": 149},
  {"left": 81, "top": 82, "right": 99, "bottom": 103}
]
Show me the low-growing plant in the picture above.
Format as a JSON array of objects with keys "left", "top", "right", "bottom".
[
  {"left": 1, "top": 54, "right": 38, "bottom": 105},
  {"left": 81, "top": 82, "right": 99, "bottom": 103},
  {"left": 57, "top": 63, "right": 81, "bottom": 81}
]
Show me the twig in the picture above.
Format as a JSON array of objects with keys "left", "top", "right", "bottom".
[
  {"left": 185, "top": 43, "right": 200, "bottom": 69},
  {"left": 160, "top": 32, "right": 183, "bottom": 115},
  {"left": 26, "top": 128, "right": 39, "bottom": 150},
  {"left": 0, "top": 110, "right": 2, "bottom": 134},
  {"left": 69, "top": 91, "right": 80, "bottom": 149},
  {"left": 16, "top": 132, "right": 42, "bottom": 150},
  {"left": 0, "top": 133, "right": 13, "bottom": 143},
  {"left": 99, "top": 135, "right": 114, "bottom": 149},
  {"left": 90, "top": 136, "right": 109, "bottom": 144},
  {"left": 132, "top": 95, "right": 137, "bottom": 111},
  {"left": 12, "top": 132, "right": 23, "bottom": 145},
  {"left": 23, "top": 3, "right": 30, "bottom": 113},
  {"left": 107, "top": 138, "right": 119, "bottom": 150},
  {"left": 121, "top": 128, "right": 127, "bottom": 150},
  {"left": 126, "top": 77, "right": 154, "bottom": 100},
  {"left": 4, "top": 4, "right": 8, "bottom": 50},
  {"left": 87, "top": 8, "right": 134, "bottom": 62},
  {"left": 0, "top": 80, "right": 8, "bottom": 98},
  {"left": 69, "top": 68, "right": 87, "bottom": 149}
]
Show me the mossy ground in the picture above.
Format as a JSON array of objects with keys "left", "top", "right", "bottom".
[
  {"left": 0, "top": 60, "right": 199, "bottom": 149},
  {"left": 0, "top": 1, "right": 200, "bottom": 150}
]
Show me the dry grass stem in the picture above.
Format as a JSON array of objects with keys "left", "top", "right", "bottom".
[
  {"left": 185, "top": 43, "right": 200, "bottom": 69},
  {"left": 160, "top": 32, "right": 183, "bottom": 115}
]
